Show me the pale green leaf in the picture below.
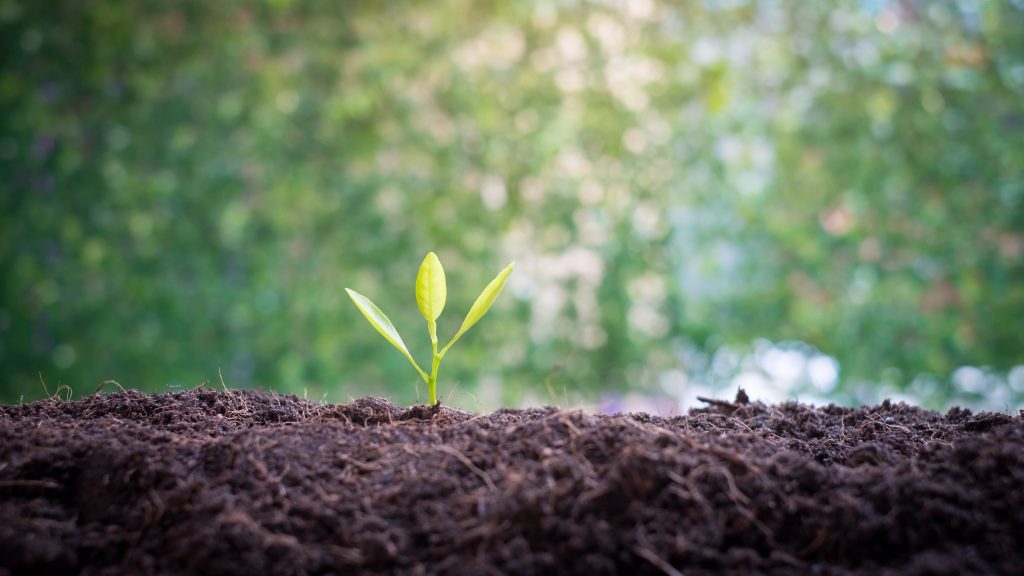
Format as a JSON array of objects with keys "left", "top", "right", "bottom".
[
  {"left": 415, "top": 252, "right": 447, "bottom": 343},
  {"left": 441, "top": 261, "right": 515, "bottom": 357},
  {"left": 345, "top": 288, "right": 428, "bottom": 381}
]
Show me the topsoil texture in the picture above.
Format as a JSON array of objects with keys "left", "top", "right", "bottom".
[{"left": 1, "top": 389, "right": 1022, "bottom": 576}]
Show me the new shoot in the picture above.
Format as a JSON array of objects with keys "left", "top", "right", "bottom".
[{"left": 346, "top": 252, "right": 515, "bottom": 404}]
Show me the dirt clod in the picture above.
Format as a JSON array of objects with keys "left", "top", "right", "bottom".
[{"left": 2, "top": 389, "right": 1022, "bottom": 575}]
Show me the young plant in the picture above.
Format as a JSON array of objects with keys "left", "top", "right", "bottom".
[{"left": 345, "top": 252, "right": 515, "bottom": 405}]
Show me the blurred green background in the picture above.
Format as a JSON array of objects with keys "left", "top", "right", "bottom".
[{"left": 2, "top": 0, "right": 1022, "bottom": 411}]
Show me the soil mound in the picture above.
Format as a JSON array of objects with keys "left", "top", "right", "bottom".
[{"left": 1, "top": 389, "right": 1022, "bottom": 575}]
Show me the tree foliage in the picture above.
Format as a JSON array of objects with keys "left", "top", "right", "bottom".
[{"left": 1, "top": 0, "right": 1022, "bottom": 408}]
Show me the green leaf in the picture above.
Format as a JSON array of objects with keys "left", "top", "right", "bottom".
[
  {"left": 345, "top": 288, "right": 428, "bottom": 381},
  {"left": 415, "top": 252, "right": 446, "bottom": 342},
  {"left": 441, "top": 261, "right": 515, "bottom": 357}
]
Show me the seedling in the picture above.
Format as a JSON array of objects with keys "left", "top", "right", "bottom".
[{"left": 346, "top": 252, "right": 515, "bottom": 405}]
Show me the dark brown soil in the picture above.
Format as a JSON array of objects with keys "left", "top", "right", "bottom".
[{"left": 1, "top": 389, "right": 1022, "bottom": 575}]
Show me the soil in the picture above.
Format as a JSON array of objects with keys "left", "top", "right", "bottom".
[{"left": 1, "top": 389, "right": 1022, "bottom": 576}]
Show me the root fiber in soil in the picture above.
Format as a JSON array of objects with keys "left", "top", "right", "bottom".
[{"left": 1, "top": 389, "right": 1022, "bottom": 575}]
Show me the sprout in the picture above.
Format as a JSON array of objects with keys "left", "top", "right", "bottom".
[{"left": 346, "top": 252, "right": 515, "bottom": 404}]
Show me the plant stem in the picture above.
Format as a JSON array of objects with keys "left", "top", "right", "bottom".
[{"left": 428, "top": 339, "right": 441, "bottom": 404}]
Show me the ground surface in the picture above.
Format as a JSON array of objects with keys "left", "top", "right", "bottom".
[{"left": 1, "top": 389, "right": 1022, "bottom": 575}]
